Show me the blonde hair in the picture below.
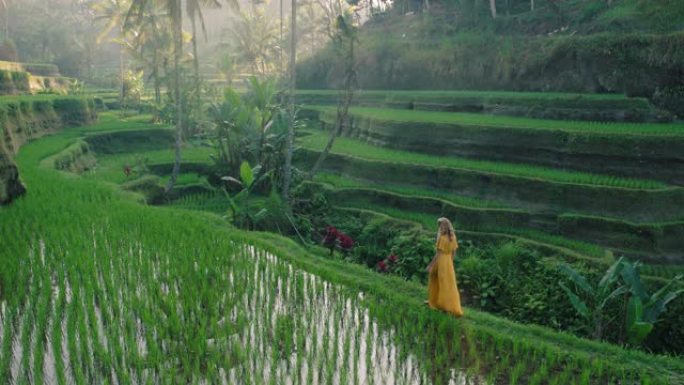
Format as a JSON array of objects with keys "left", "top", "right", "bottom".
[{"left": 437, "top": 217, "right": 455, "bottom": 240}]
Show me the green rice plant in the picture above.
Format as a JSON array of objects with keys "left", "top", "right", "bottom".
[
  {"left": 32, "top": 270, "right": 51, "bottom": 385},
  {"left": 315, "top": 173, "right": 507, "bottom": 209},
  {"left": 299, "top": 130, "right": 670, "bottom": 190},
  {"left": 17, "top": 273, "right": 36, "bottom": 385},
  {"left": 0, "top": 306, "right": 14, "bottom": 383},
  {"left": 509, "top": 361, "right": 527, "bottom": 385},
  {"left": 297, "top": 89, "right": 653, "bottom": 111},
  {"left": 307, "top": 104, "right": 684, "bottom": 136}
]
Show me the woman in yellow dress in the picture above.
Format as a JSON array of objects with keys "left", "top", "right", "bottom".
[{"left": 426, "top": 217, "right": 464, "bottom": 317}]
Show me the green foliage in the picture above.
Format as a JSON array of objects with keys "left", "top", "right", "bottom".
[
  {"left": 122, "top": 70, "right": 144, "bottom": 106},
  {"left": 386, "top": 228, "right": 434, "bottom": 280},
  {"left": 52, "top": 97, "right": 98, "bottom": 126},
  {"left": 131, "top": 153, "right": 150, "bottom": 177},
  {"left": 298, "top": 9, "right": 684, "bottom": 106},
  {"left": 225, "top": 3, "right": 280, "bottom": 77},
  {"left": 50, "top": 140, "right": 96, "bottom": 173},
  {"left": 221, "top": 160, "right": 274, "bottom": 230},
  {"left": 653, "top": 86, "right": 684, "bottom": 118},
  {"left": 3, "top": 112, "right": 684, "bottom": 383},
  {"left": 209, "top": 77, "right": 290, "bottom": 194},
  {"left": 620, "top": 260, "right": 684, "bottom": 345},
  {"left": 0, "top": 95, "right": 97, "bottom": 177},
  {"left": 0, "top": 69, "right": 28, "bottom": 94},
  {"left": 559, "top": 258, "right": 628, "bottom": 339},
  {"left": 274, "top": 314, "right": 295, "bottom": 359},
  {"left": 120, "top": 174, "right": 165, "bottom": 202},
  {"left": 560, "top": 258, "right": 683, "bottom": 345}
]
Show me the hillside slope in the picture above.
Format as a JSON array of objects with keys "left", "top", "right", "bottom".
[{"left": 297, "top": 0, "right": 684, "bottom": 114}]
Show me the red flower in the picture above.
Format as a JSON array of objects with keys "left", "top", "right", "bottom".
[
  {"left": 338, "top": 234, "right": 354, "bottom": 251},
  {"left": 377, "top": 260, "right": 388, "bottom": 272},
  {"left": 388, "top": 254, "right": 398, "bottom": 264},
  {"left": 323, "top": 226, "right": 339, "bottom": 247}
]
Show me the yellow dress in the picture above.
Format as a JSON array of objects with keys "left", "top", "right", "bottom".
[{"left": 428, "top": 233, "right": 464, "bottom": 317}]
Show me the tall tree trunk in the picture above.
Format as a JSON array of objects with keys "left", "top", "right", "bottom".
[
  {"left": 165, "top": 1, "right": 183, "bottom": 194},
  {"left": 3, "top": 1, "right": 8, "bottom": 40},
  {"left": 308, "top": 38, "right": 355, "bottom": 180},
  {"left": 119, "top": 26, "right": 126, "bottom": 111},
  {"left": 489, "top": 0, "right": 497, "bottom": 18},
  {"left": 153, "top": 49, "right": 161, "bottom": 122},
  {"left": 282, "top": 0, "right": 297, "bottom": 205},
  {"left": 280, "top": 0, "right": 284, "bottom": 77},
  {"left": 191, "top": 15, "right": 201, "bottom": 110}
]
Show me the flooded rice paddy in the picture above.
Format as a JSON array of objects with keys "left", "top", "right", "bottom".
[{"left": 0, "top": 238, "right": 482, "bottom": 385}]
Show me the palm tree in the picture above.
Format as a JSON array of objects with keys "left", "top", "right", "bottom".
[
  {"left": 228, "top": 4, "right": 279, "bottom": 76},
  {"left": 123, "top": 6, "right": 173, "bottom": 111},
  {"left": 92, "top": 0, "right": 133, "bottom": 108},
  {"left": 282, "top": 0, "right": 297, "bottom": 204},
  {"left": 1, "top": 0, "right": 10, "bottom": 40},
  {"left": 187, "top": 0, "right": 221, "bottom": 109},
  {"left": 127, "top": 0, "right": 184, "bottom": 193},
  {"left": 308, "top": 13, "right": 357, "bottom": 180}
]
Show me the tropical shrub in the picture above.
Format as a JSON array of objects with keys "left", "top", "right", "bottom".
[
  {"left": 386, "top": 228, "right": 433, "bottom": 281},
  {"left": 620, "top": 260, "right": 683, "bottom": 346},
  {"left": 222, "top": 161, "right": 271, "bottom": 230},
  {"left": 122, "top": 70, "right": 144, "bottom": 107},
  {"left": 208, "top": 77, "right": 289, "bottom": 194},
  {"left": 559, "top": 258, "right": 683, "bottom": 345},
  {"left": 559, "top": 258, "right": 629, "bottom": 340}
]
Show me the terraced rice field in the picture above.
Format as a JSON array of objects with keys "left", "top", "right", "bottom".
[
  {"left": 296, "top": 90, "right": 660, "bottom": 116},
  {"left": 305, "top": 105, "right": 684, "bottom": 136},
  {"left": 297, "top": 95, "right": 684, "bottom": 267},
  {"left": 315, "top": 173, "right": 508, "bottom": 209},
  {"left": 299, "top": 130, "right": 669, "bottom": 190},
  {"left": 3, "top": 112, "right": 684, "bottom": 384}
]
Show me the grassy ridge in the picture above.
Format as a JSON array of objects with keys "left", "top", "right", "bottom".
[
  {"left": 298, "top": 89, "right": 646, "bottom": 102},
  {"left": 306, "top": 105, "right": 684, "bottom": 136},
  {"left": 1, "top": 115, "right": 684, "bottom": 384},
  {"left": 300, "top": 130, "right": 669, "bottom": 189},
  {"left": 315, "top": 172, "right": 508, "bottom": 208}
]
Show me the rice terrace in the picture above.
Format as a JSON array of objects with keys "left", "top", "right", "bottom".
[{"left": 1, "top": 0, "right": 684, "bottom": 384}]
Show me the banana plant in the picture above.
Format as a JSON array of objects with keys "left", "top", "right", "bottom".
[
  {"left": 221, "top": 160, "right": 270, "bottom": 230},
  {"left": 620, "top": 260, "right": 683, "bottom": 345},
  {"left": 559, "top": 257, "right": 628, "bottom": 340}
]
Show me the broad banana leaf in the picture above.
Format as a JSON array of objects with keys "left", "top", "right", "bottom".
[
  {"left": 239, "top": 161, "right": 254, "bottom": 187},
  {"left": 560, "top": 282, "right": 590, "bottom": 319},
  {"left": 559, "top": 264, "right": 594, "bottom": 295}
]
